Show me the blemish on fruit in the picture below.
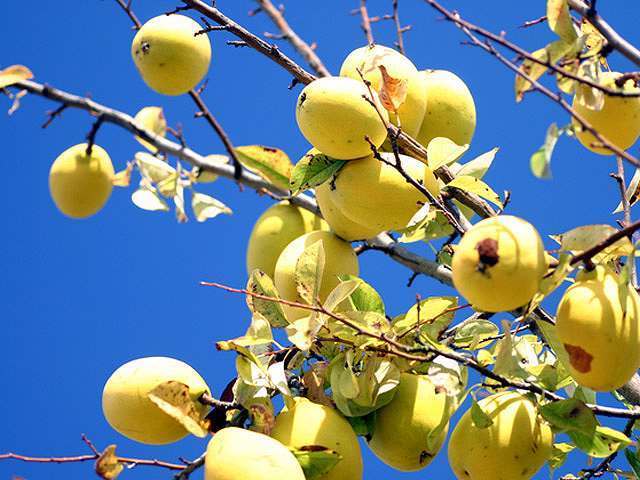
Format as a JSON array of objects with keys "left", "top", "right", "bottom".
[
  {"left": 419, "top": 450, "right": 433, "bottom": 464},
  {"left": 298, "top": 92, "right": 307, "bottom": 107},
  {"left": 475, "top": 238, "right": 499, "bottom": 274},
  {"left": 564, "top": 344, "right": 593, "bottom": 373},
  {"left": 141, "top": 41, "right": 150, "bottom": 55}
]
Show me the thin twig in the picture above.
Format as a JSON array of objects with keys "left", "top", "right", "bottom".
[
  {"left": 114, "top": 0, "right": 142, "bottom": 29},
  {"left": 357, "top": 0, "right": 375, "bottom": 45},
  {"left": 570, "top": 218, "right": 640, "bottom": 267},
  {"left": 612, "top": 156, "right": 638, "bottom": 287},
  {"left": 390, "top": 0, "right": 407, "bottom": 54},
  {"left": 254, "top": 0, "right": 331, "bottom": 77},
  {"left": 173, "top": 453, "right": 206, "bottom": 480}
]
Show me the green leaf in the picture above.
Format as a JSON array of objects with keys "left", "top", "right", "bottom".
[
  {"left": 526, "top": 253, "right": 574, "bottom": 316},
  {"left": 547, "top": 0, "right": 579, "bottom": 43},
  {"left": 323, "top": 279, "right": 360, "bottom": 313},
  {"left": 457, "top": 147, "right": 499, "bottom": 180},
  {"left": 289, "top": 153, "right": 346, "bottom": 194},
  {"left": 191, "top": 192, "right": 232, "bottom": 222},
  {"left": 539, "top": 398, "right": 597, "bottom": 435},
  {"left": 426, "top": 137, "right": 469, "bottom": 171},
  {"left": 246, "top": 270, "right": 288, "bottom": 327},
  {"left": 290, "top": 445, "right": 342, "bottom": 480},
  {"left": 338, "top": 275, "right": 385, "bottom": 315},
  {"left": 295, "top": 240, "right": 326, "bottom": 305},
  {"left": 570, "top": 425, "right": 633, "bottom": 458},
  {"left": 625, "top": 448, "right": 640, "bottom": 478},
  {"left": 470, "top": 398, "right": 493, "bottom": 428},
  {"left": 453, "top": 318, "right": 499, "bottom": 350},
  {"left": 347, "top": 412, "right": 377, "bottom": 439},
  {"left": 530, "top": 123, "right": 560, "bottom": 179},
  {"left": 235, "top": 145, "right": 293, "bottom": 191},
  {"left": 445, "top": 175, "right": 503, "bottom": 208}
]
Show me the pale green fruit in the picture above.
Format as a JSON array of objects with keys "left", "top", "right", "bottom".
[
  {"left": 274, "top": 231, "right": 359, "bottom": 320},
  {"left": 204, "top": 427, "right": 305, "bottom": 480},
  {"left": 448, "top": 391, "right": 553, "bottom": 480},
  {"left": 328, "top": 152, "right": 440, "bottom": 235},
  {"left": 452, "top": 215, "right": 547, "bottom": 312},
  {"left": 296, "top": 76, "right": 388, "bottom": 160},
  {"left": 573, "top": 72, "right": 640, "bottom": 155},
  {"left": 246, "top": 202, "right": 327, "bottom": 278},
  {"left": 132, "top": 15, "right": 211, "bottom": 95},
  {"left": 416, "top": 70, "right": 476, "bottom": 147},
  {"left": 271, "top": 397, "right": 363, "bottom": 480},
  {"left": 556, "top": 266, "right": 640, "bottom": 391},
  {"left": 368, "top": 374, "right": 450, "bottom": 471},
  {"left": 315, "top": 182, "right": 380, "bottom": 241},
  {"left": 340, "top": 45, "right": 427, "bottom": 137},
  {"left": 102, "top": 357, "right": 209, "bottom": 445},
  {"left": 49, "top": 143, "right": 114, "bottom": 219}
]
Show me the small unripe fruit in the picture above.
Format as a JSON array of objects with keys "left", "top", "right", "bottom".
[
  {"left": 448, "top": 391, "right": 553, "bottom": 480},
  {"left": 295, "top": 76, "right": 388, "bottom": 160},
  {"left": 452, "top": 215, "right": 547, "bottom": 312},
  {"left": 49, "top": 143, "right": 114, "bottom": 219},
  {"left": 246, "top": 202, "right": 327, "bottom": 278},
  {"left": 132, "top": 15, "right": 211, "bottom": 95},
  {"left": 328, "top": 152, "right": 440, "bottom": 235},
  {"left": 416, "top": 70, "right": 476, "bottom": 147},
  {"left": 368, "top": 374, "right": 449, "bottom": 472},
  {"left": 272, "top": 397, "right": 363, "bottom": 480},
  {"left": 204, "top": 427, "right": 305, "bottom": 480},
  {"left": 556, "top": 266, "right": 640, "bottom": 391},
  {"left": 572, "top": 72, "right": 640, "bottom": 155},
  {"left": 340, "top": 45, "right": 427, "bottom": 137},
  {"left": 102, "top": 357, "right": 209, "bottom": 445},
  {"left": 274, "top": 231, "right": 359, "bottom": 321}
]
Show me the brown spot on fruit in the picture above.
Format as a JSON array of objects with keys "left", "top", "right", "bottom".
[
  {"left": 476, "top": 238, "right": 499, "bottom": 274},
  {"left": 298, "top": 92, "right": 307, "bottom": 107},
  {"left": 564, "top": 344, "right": 593, "bottom": 373},
  {"left": 419, "top": 450, "right": 433, "bottom": 464}
]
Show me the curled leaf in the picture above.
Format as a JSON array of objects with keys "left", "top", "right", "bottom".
[
  {"left": 95, "top": 445, "right": 123, "bottom": 480},
  {"left": 131, "top": 184, "right": 170, "bottom": 212},
  {"left": 192, "top": 192, "right": 232, "bottom": 222},
  {"left": 378, "top": 65, "right": 408, "bottom": 113},
  {"left": 0, "top": 65, "right": 33, "bottom": 89},
  {"left": 147, "top": 381, "right": 210, "bottom": 437}
]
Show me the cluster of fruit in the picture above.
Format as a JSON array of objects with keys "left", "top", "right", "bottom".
[
  {"left": 46, "top": 11, "right": 640, "bottom": 480},
  {"left": 101, "top": 357, "right": 552, "bottom": 479}
]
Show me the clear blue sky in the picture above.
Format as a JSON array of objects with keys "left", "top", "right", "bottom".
[{"left": 1, "top": 1, "right": 639, "bottom": 479}]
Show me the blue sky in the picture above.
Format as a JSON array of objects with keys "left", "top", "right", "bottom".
[{"left": 1, "top": 1, "right": 640, "bottom": 479}]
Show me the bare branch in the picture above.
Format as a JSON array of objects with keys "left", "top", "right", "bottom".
[
  {"left": 114, "top": 0, "right": 142, "bottom": 29},
  {"left": 356, "top": 0, "right": 375, "bottom": 45},
  {"left": 568, "top": 0, "right": 640, "bottom": 68},
  {"left": 254, "top": 0, "right": 331, "bottom": 77}
]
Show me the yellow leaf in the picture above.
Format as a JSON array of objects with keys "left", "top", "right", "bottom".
[
  {"left": 0, "top": 65, "right": 33, "bottom": 89},
  {"left": 191, "top": 192, "right": 232, "bottom": 222},
  {"left": 191, "top": 155, "right": 229, "bottom": 183},
  {"left": 515, "top": 40, "right": 573, "bottom": 102},
  {"left": 547, "top": 0, "right": 578, "bottom": 42},
  {"left": 426, "top": 137, "right": 469, "bottom": 171},
  {"left": 95, "top": 445, "right": 123, "bottom": 480},
  {"left": 377, "top": 65, "right": 408, "bottom": 113},
  {"left": 235, "top": 146, "right": 292, "bottom": 191},
  {"left": 147, "top": 381, "right": 210, "bottom": 438},
  {"left": 133, "top": 106, "right": 167, "bottom": 153},
  {"left": 445, "top": 175, "right": 504, "bottom": 208},
  {"left": 112, "top": 163, "right": 133, "bottom": 187}
]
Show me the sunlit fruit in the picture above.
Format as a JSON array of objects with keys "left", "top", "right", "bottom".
[
  {"left": 131, "top": 14, "right": 211, "bottom": 95},
  {"left": 271, "top": 397, "right": 363, "bottom": 480},
  {"left": 327, "top": 152, "right": 440, "bottom": 235},
  {"left": 448, "top": 391, "right": 553, "bottom": 480},
  {"left": 49, "top": 143, "right": 114, "bottom": 219},
  {"left": 204, "top": 427, "right": 305, "bottom": 480},
  {"left": 368, "top": 373, "right": 450, "bottom": 471},
  {"left": 295, "top": 76, "right": 388, "bottom": 160},
  {"left": 246, "top": 201, "right": 327, "bottom": 278},
  {"left": 416, "top": 70, "right": 476, "bottom": 148},
  {"left": 572, "top": 72, "right": 640, "bottom": 155},
  {"left": 340, "top": 45, "right": 427, "bottom": 137},
  {"left": 274, "top": 231, "right": 359, "bottom": 320},
  {"left": 452, "top": 215, "right": 547, "bottom": 312},
  {"left": 556, "top": 265, "right": 640, "bottom": 391},
  {"left": 102, "top": 356, "right": 209, "bottom": 445}
]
